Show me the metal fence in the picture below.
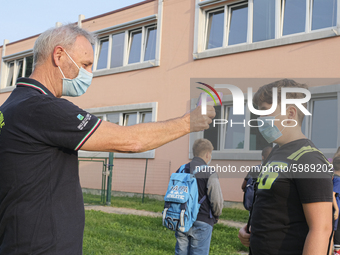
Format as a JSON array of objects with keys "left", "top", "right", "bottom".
[{"left": 79, "top": 156, "right": 172, "bottom": 204}]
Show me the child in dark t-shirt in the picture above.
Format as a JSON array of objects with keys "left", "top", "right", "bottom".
[{"left": 238, "top": 79, "right": 333, "bottom": 255}]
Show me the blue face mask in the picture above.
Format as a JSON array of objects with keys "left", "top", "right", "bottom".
[
  {"left": 58, "top": 50, "right": 93, "bottom": 97},
  {"left": 257, "top": 115, "right": 286, "bottom": 144}
]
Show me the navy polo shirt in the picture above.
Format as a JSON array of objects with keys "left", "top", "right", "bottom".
[{"left": 0, "top": 78, "right": 102, "bottom": 254}]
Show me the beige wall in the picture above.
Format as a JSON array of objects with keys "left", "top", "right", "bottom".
[
  {"left": 5, "top": 36, "right": 37, "bottom": 56},
  {"left": 1, "top": 0, "right": 340, "bottom": 203}
]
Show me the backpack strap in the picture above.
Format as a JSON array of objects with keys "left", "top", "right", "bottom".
[
  {"left": 246, "top": 181, "right": 258, "bottom": 233},
  {"left": 179, "top": 203, "right": 187, "bottom": 231},
  {"left": 198, "top": 195, "right": 206, "bottom": 204},
  {"left": 178, "top": 164, "right": 187, "bottom": 173}
]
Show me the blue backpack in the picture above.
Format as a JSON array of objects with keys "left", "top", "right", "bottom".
[{"left": 162, "top": 163, "right": 206, "bottom": 233}]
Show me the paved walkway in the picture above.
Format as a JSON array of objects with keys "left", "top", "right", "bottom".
[{"left": 84, "top": 205, "right": 245, "bottom": 229}]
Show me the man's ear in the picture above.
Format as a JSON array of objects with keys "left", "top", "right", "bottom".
[{"left": 53, "top": 46, "right": 64, "bottom": 67}]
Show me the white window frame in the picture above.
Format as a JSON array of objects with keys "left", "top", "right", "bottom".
[
  {"left": 93, "top": 15, "right": 162, "bottom": 77},
  {"left": 78, "top": 102, "right": 158, "bottom": 159},
  {"left": 302, "top": 85, "right": 340, "bottom": 155},
  {"left": 143, "top": 25, "right": 158, "bottom": 62},
  {"left": 127, "top": 28, "right": 144, "bottom": 65},
  {"left": 189, "top": 81, "right": 340, "bottom": 160},
  {"left": 0, "top": 49, "right": 33, "bottom": 92},
  {"left": 123, "top": 110, "right": 153, "bottom": 126},
  {"left": 194, "top": 0, "right": 340, "bottom": 60},
  {"left": 204, "top": 7, "right": 226, "bottom": 50}
]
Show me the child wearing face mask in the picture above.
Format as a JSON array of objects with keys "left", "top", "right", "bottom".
[{"left": 238, "top": 79, "right": 333, "bottom": 255}]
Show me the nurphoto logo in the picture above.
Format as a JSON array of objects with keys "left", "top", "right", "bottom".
[{"left": 196, "top": 82, "right": 312, "bottom": 128}]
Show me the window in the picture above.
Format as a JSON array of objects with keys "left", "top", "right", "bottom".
[
  {"left": 206, "top": 9, "right": 225, "bottom": 49},
  {"left": 282, "top": 0, "right": 306, "bottom": 36},
  {"left": 312, "top": 0, "right": 337, "bottom": 30},
  {"left": 195, "top": 0, "right": 338, "bottom": 59},
  {"left": 140, "top": 111, "right": 152, "bottom": 123},
  {"left": 111, "top": 33, "right": 125, "bottom": 68},
  {"left": 253, "top": 0, "right": 276, "bottom": 42},
  {"left": 4, "top": 55, "right": 33, "bottom": 87},
  {"left": 94, "top": 25, "right": 157, "bottom": 71},
  {"left": 144, "top": 27, "right": 157, "bottom": 61},
  {"left": 96, "top": 38, "right": 109, "bottom": 70},
  {"left": 203, "top": 103, "right": 271, "bottom": 152},
  {"left": 310, "top": 98, "right": 338, "bottom": 149},
  {"left": 124, "top": 112, "right": 138, "bottom": 126},
  {"left": 81, "top": 103, "right": 156, "bottom": 159},
  {"left": 128, "top": 30, "right": 142, "bottom": 64},
  {"left": 96, "top": 110, "right": 153, "bottom": 127},
  {"left": 228, "top": 3, "right": 248, "bottom": 45},
  {"left": 123, "top": 111, "right": 153, "bottom": 126},
  {"left": 224, "top": 106, "right": 246, "bottom": 149}
]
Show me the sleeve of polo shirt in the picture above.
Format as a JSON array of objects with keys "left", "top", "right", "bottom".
[
  {"left": 26, "top": 96, "right": 102, "bottom": 151},
  {"left": 293, "top": 152, "right": 333, "bottom": 204}
]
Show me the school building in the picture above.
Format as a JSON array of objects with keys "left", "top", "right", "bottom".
[{"left": 0, "top": 0, "right": 339, "bottom": 207}]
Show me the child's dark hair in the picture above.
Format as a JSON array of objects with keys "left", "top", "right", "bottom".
[{"left": 333, "top": 156, "right": 340, "bottom": 171}]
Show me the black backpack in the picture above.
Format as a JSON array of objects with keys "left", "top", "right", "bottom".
[{"left": 243, "top": 178, "right": 256, "bottom": 211}]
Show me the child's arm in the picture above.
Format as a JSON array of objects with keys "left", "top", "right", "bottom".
[{"left": 333, "top": 191, "right": 339, "bottom": 220}]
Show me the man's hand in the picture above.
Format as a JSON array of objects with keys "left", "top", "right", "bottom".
[
  {"left": 189, "top": 105, "right": 216, "bottom": 132},
  {"left": 238, "top": 225, "right": 250, "bottom": 247}
]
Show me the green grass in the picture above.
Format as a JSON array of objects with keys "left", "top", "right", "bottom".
[
  {"left": 220, "top": 208, "right": 249, "bottom": 223},
  {"left": 83, "top": 210, "right": 249, "bottom": 255},
  {"left": 83, "top": 193, "right": 249, "bottom": 223},
  {"left": 83, "top": 193, "right": 164, "bottom": 213}
]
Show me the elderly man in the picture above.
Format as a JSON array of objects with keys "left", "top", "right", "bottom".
[{"left": 0, "top": 24, "right": 215, "bottom": 254}]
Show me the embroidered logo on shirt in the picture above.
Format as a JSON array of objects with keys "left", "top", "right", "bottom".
[
  {"left": 77, "top": 114, "right": 85, "bottom": 121},
  {"left": 77, "top": 114, "right": 92, "bottom": 130},
  {"left": 0, "top": 111, "right": 4, "bottom": 133}
]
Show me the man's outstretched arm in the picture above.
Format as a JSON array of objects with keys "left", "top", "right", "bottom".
[{"left": 80, "top": 105, "right": 215, "bottom": 153}]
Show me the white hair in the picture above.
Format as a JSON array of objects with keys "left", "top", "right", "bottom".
[{"left": 33, "top": 24, "right": 95, "bottom": 69}]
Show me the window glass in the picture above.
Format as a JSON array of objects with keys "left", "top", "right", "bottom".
[
  {"left": 140, "top": 112, "right": 152, "bottom": 123},
  {"left": 144, "top": 27, "right": 157, "bottom": 61},
  {"left": 224, "top": 106, "right": 245, "bottom": 149},
  {"left": 253, "top": 0, "right": 276, "bottom": 42},
  {"left": 128, "top": 30, "right": 142, "bottom": 64},
  {"left": 311, "top": 98, "right": 337, "bottom": 148},
  {"left": 249, "top": 112, "right": 272, "bottom": 150},
  {"left": 282, "top": 0, "right": 306, "bottom": 36},
  {"left": 17, "top": 60, "right": 23, "bottom": 80},
  {"left": 124, "top": 112, "right": 138, "bottom": 126},
  {"left": 6, "top": 62, "right": 14, "bottom": 87},
  {"left": 312, "top": 0, "right": 337, "bottom": 30},
  {"left": 228, "top": 4, "right": 248, "bottom": 46},
  {"left": 206, "top": 9, "right": 224, "bottom": 49},
  {"left": 25, "top": 56, "right": 33, "bottom": 77},
  {"left": 204, "top": 106, "right": 221, "bottom": 150},
  {"left": 107, "top": 113, "right": 120, "bottom": 125},
  {"left": 97, "top": 38, "right": 109, "bottom": 70},
  {"left": 110, "top": 33, "right": 125, "bottom": 68}
]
